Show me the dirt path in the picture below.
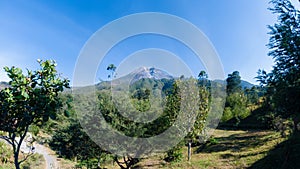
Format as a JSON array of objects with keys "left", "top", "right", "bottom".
[{"left": 35, "top": 144, "right": 59, "bottom": 169}]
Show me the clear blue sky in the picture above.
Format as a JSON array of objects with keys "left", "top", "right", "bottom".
[{"left": 1, "top": 0, "right": 299, "bottom": 85}]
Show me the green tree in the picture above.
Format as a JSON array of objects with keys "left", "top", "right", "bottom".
[
  {"left": 245, "top": 86, "right": 259, "bottom": 105},
  {"left": 107, "top": 64, "right": 116, "bottom": 79},
  {"left": 226, "top": 71, "right": 242, "bottom": 94},
  {"left": 257, "top": 0, "right": 300, "bottom": 132},
  {"left": 223, "top": 71, "right": 249, "bottom": 124},
  {"left": 50, "top": 119, "right": 108, "bottom": 168},
  {"left": 0, "top": 60, "right": 69, "bottom": 169},
  {"left": 223, "top": 93, "right": 250, "bottom": 124},
  {"left": 198, "top": 70, "right": 208, "bottom": 79}
]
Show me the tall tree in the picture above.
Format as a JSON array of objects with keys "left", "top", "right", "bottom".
[
  {"left": 0, "top": 60, "right": 69, "bottom": 169},
  {"left": 257, "top": 0, "right": 300, "bottom": 132},
  {"left": 226, "top": 71, "right": 242, "bottom": 94},
  {"left": 198, "top": 70, "right": 208, "bottom": 79},
  {"left": 223, "top": 71, "right": 249, "bottom": 123},
  {"left": 107, "top": 64, "right": 116, "bottom": 79}
]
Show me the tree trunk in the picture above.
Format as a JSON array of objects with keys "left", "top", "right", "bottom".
[{"left": 14, "top": 152, "right": 20, "bottom": 169}]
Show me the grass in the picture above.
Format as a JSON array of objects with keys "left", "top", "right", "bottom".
[
  {"left": 133, "top": 129, "right": 287, "bottom": 169},
  {"left": 250, "top": 131, "right": 300, "bottom": 169},
  {"left": 0, "top": 141, "right": 45, "bottom": 169},
  {"left": 0, "top": 154, "right": 45, "bottom": 169}
]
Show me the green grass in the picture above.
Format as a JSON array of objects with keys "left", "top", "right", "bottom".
[
  {"left": 0, "top": 154, "right": 45, "bottom": 169},
  {"left": 132, "top": 129, "right": 287, "bottom": 169},
  {"left": 250, "top": 131, "right": 300, "bottom": 169}
]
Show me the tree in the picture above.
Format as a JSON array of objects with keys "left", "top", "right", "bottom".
[
  {"left": 223, "top": 93, "right": 250, "bottom": 124},
  {"left": 226, "top": 71, "right": 242, "bottom": 94},
  {"left": 50, "top": 119, "right": 108, "bottom": 168},
  {"left": 257, "top": 0, "right": 300, "bottom": 132},
  {"left": 245, "top": 86, "right": 259, "bottom": 105},
  {"left": 198, "top": 70, "right": 208, "bottom": 79},
  {"left": 223, "top": 71, "right": 249, "bottom": 124},
  {"left": 0, "top": 60, "right": 69, "bottom": 169},
  {"left": 107, "top": 64, "right": 116, "bottom": 79}
]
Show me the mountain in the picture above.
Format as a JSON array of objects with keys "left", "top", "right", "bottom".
[
  {"left": 87, "top": 68, "right": 257, "bottom": 91},
  {"left": 213, "top": 79, "right": 256, "bottom": 89},
  {"left": 129, "top": 67, "right": 173, "bottom": 83},
  {"left": 109, "top": 67, "right": 173, "bottom": 85},
  {"left": 241, "top": 80, "right": 256, "bottom": 89}
]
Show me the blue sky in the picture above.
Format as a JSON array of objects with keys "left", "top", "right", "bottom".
[{"left": 0, "top": 0, "right": 299, "bottom": 85}]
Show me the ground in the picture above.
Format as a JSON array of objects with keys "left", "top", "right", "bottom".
[
  {"left": 101, "top": 129, "right": 286, "bottom": 169},
  {"left": 0, "top": 129, "right": 291, "bottom": 169}
]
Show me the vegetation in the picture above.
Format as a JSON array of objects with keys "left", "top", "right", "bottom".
[
  {"left": 0, "top": 60, "right": 69, "bottom": 169},
  {"left": 222, "top": 71, "right": 250, "bottom": 124},
  {"left": 0, "top": 0, "right": 299, "bottom": 168},
  {"left": 257, "top": 0, "right": 300, "bottom": 134}
]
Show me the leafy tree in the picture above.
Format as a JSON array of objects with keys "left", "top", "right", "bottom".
[
  {"left": 257, "top": 0, "right": 300, "bottom": 132},
  {"left": 223, "top": 71, "right": 249, "bottom": 123},
  {"left": 223, "top": 93, "right": 250, "bottom": 124},
  {"left": 107, "top": 64, "right": 117, "bottom": 79},
  {"left": 198, "top": 70, "right": 208, "bottom": 79},
  {"left": 50, "top": 119, "right": 109, "bottom": 168},
  {"left": 0, "top": 60, "right": 69, "bottom": 169},
  {"left": 245, "top": 86, "right": 259, "bottom": 105},
  {"left": 226, "top": 71, "right": 242, "bottom": 94}
]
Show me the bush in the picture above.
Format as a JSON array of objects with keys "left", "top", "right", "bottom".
[{"left": 164, "top": 145, "right": 183, "bottom": 163}]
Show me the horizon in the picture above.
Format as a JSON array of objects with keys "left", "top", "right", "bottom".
[{"left": 0, "top": 66, "right": 257, "bottom": 88}]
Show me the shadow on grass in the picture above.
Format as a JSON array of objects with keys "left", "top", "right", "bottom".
[
  {"left": 197, "top": 131, "right": 277, "bottom": 154},
  {"left": 249, "top": 132, "right": 300, "bottom": 169}
]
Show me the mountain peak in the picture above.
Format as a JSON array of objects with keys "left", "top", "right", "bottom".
[{"left": 130, "top": 67, "right": 173, "bottom": 83}]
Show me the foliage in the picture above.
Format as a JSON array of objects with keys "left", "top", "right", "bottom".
[
  {"left": 0, "top": 59, "right": 69, "bottom": 169},
  {"left": 226, "top": 71, "right": 242, "bottom": 94},
  {"left": 164, "top": 141, "right": 184, "bottom": 163},
  {"left": 223, "top": 71, "right": 250, "bottom": 124},
  {"left": 107, "top": 64, "right": 117, "bottom": 79},
  {"left": 244, "top": 86, "right": 259, "bottom": 105},
  {"left": 223, "top": 92, "right": 250, "bottom": 123},
  {"left": 0, "top": 141, "right": 12, "bottom": 164},
  {"left": 49, "top": 118, "right": 109, "bottom": 167},
  {"left": 257, "top": 0, "right": 300, "bottom": 132}
]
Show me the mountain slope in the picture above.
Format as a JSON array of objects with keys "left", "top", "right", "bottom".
[{"left": 213, "top": 79, "right": 256, "bottom": 89}]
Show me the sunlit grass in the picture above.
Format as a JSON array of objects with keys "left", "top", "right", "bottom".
[{"left": 135, "top": 129, "right": 286, "bottom": 169}]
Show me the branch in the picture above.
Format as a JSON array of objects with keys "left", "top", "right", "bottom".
[
  {"left": 19, "top": 151, "right": 34, "bottom": 165},
  {"left": 15, "top": 125, "right": 30, "bottom": 165},
  {"left": 0, "top": 135, "right": 13, "bottom": 145},
  {"left": 114, "top": 156, "right": 126, "bottom": 169}
]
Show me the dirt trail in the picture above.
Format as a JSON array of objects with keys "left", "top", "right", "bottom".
[{"left": 35, "top": 144, "right": 59, "bottom": 169}]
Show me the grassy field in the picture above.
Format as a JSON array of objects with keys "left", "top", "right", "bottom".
[{"left": 132, "top": 129, "right": 287, "bottom": 169}]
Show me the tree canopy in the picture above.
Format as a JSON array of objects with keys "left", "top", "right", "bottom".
[
  {"left": 257, "top": 0, "right": 300, "bottom": 132},
  {"left": 0, "top": 60, "right": 69, "bottom": 169}
]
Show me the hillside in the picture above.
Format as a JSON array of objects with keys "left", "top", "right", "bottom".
[{"left": 213, "top": 79, "right": 256, "bottom": 89}]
